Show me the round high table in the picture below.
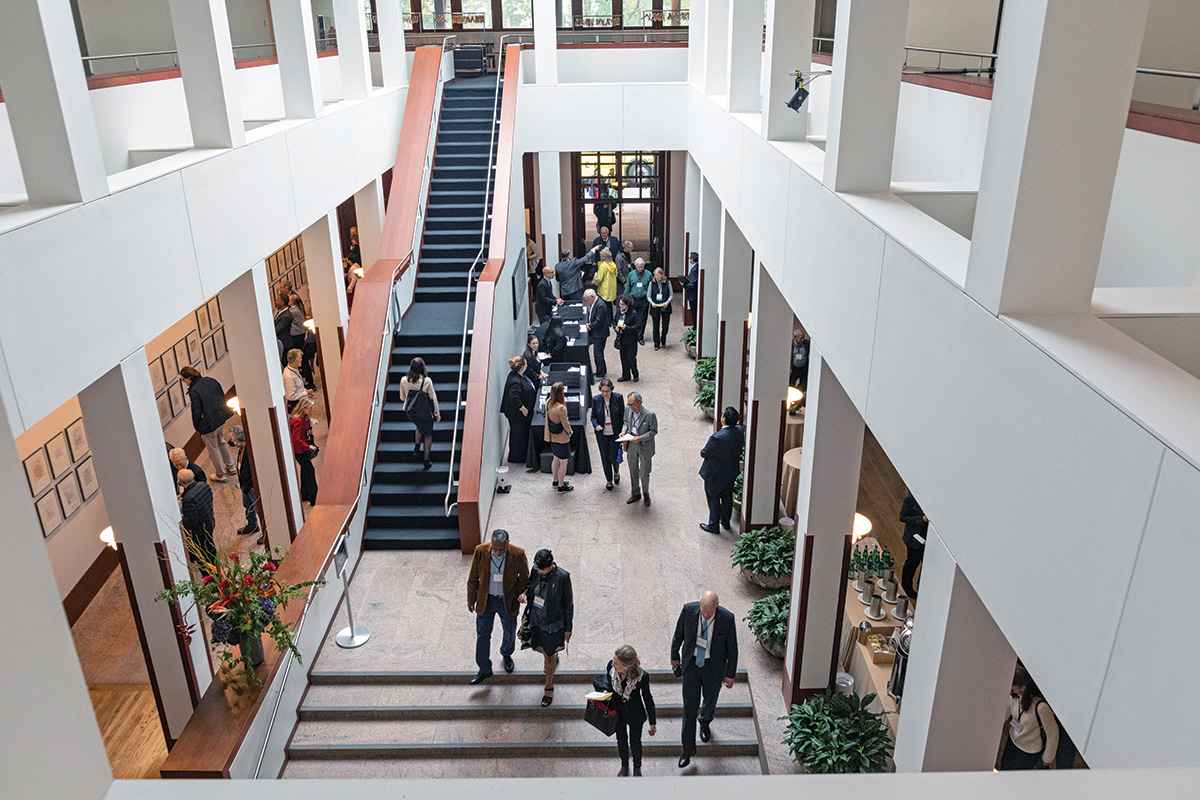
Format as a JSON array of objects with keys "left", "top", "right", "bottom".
[
  {"left": 785, "top": 407, "right": 805, "bottom": 452},
  {"left": 780, "top": 446, "right": 804, "bottom": 520}
]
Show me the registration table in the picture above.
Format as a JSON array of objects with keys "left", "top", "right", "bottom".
[
  {"left": 525, "top": 363, "right": 593, "bottom": 475},
  {"left": 535, "top": 303, "right": 591, "bottom": 384}
]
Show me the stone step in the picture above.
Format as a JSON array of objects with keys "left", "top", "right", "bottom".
[
  {"left": 299, "top": 700, "right": 756, "bottom": 721},
  {"left": 308, "top": 668, "right": 750, "bottom": 686},
  {"left": 282, "top": 754, "right": 763, "bottom": 779}
]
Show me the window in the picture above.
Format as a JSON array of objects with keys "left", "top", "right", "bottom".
[
  {"left": 664, "top": 0, "right": 689, "bottom": 27},
  {"left": 421, "top": 0, "right": 449, "bottom": 29},
  {"left": 458, "top": 0, "right": 491, "bottom": 28},
  {"left": 577, "top": 0, "right": 615, "bottom": 27},
  {"left": 502, "top": 0, "right": 534, "bottom": 28},
  {"left": 623, "top": 0, "right": 654, "bottom": 27}
]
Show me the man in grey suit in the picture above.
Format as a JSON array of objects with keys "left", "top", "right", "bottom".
[
  {"left": 620, "top": 391, "right": 657, "bottom": 506},
  {"left": 553, "top": 247, "right": 597, "bottom": 304},
  {"left": 670, "top": 590, "right": 738, "bottom": 768}
]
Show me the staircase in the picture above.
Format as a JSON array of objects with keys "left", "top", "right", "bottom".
[
  {"left": 363, "top": 76, "right": 500, "bottom": 550},
  {"left": 282, "top": 669, "right": 765, "bottom": 778}
]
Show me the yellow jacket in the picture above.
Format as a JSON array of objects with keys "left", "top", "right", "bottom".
[{"left": 595, "top": 259, "right": 617, "bottom": 301}]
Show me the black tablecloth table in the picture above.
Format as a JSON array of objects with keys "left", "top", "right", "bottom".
[
  {"left": 525, "top": 364, "right": 592, "bottom": 475},
  {"left": 536, "top": 307, "right": 592, "bottom": 386}
]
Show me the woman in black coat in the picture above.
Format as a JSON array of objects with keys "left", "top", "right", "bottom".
[
  {"left": 523, "top": 336, "right": 548, "bottom": 391},
  {"left": 603, "top": 644, "right": 657, "bottom": 776},
  {"left": 543, "top": 318, "right": 568, "bottom": 365},
  {"left": 524, "top": 548, "right": 572, "bottom": 708},
  {"left": 614, "top": 295, "right": 642, "bottom": 382},
  {"left": 590, "top": 378, "right": 624, "bottom": 490},
  {"left": 501, "top": 356, "right": 537, "bottom": 469}
]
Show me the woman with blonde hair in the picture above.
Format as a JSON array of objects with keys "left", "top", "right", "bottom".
[
  {"left": 544, "top": 381, "right": 573, "bottom": 493},
  {"left": 647, "top": 267, "right": 673, "bottom": 350},
  {"left": 501, "top": 355, "right": 537, "bottom": 466},
  {"left": 288, "top": 398, "right": 319, "bottom": 505},
  {"left": 602, "top": 644, "right": 657, "bottom": 776},
  {"left": 595, "top": 247, "right": 618, "bottom": 317}
]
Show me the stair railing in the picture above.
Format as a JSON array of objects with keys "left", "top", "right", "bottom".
[{"left": 445, "top": 35, "right": 520, "bottom": 518}]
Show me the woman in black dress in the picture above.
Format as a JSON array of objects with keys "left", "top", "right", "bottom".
[
  {"left": 524, "top": 548, "right": 573, "bottom": 707},
  {"left": 543, "top": 318, "right": 568, "bottom": 365},
  {"left": 501, "top": 356, "right": 537, "bottom": 468},
  {"left": 603, "top": 644, "right": 656, "bottom": 776},
  {"left": 523, "top": 335, "right": 548, "bottom": 391}
]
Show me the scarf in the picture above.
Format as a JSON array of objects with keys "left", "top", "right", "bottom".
[{"left": 609, "top": 664, "right": 639, "bottom": 701}]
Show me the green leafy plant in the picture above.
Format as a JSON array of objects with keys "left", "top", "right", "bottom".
[
  {"left": 745, "top": 590, "right": 790, "bottom": 649},
  {"left": 694, "top": 381, "right": 715, "bottom": 409},
  {"left": 780, "top": 691, "right": 893, "bottom": 774},
  {"left": 693, "top": 355, "right": 716, "bottom": 383},
  {"left": 682, "top": 327, "right": 697, "bottom": 347},
  {"left": 732, "top": 471, "right": 743, "bottom": 504},
  {"left": 731, "top": 526, "right": 794, "bottom": 577}
]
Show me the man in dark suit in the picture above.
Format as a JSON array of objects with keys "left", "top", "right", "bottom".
[
  {"left": 699, "top": 407, "right": 744, "bottom": 533},
  {"left": 593, "top": 225, "right": 621, "bottom": 263},
  {"left": 583, "top": 289, "right": 611, "bottom": 378},
  {"left": 178, "top": 469, "right": 218, "bottom": 567},
  {"left": 670, "top": 590, "right": 739, "bottom": 768},
  {"left": 534, "top": 265, "right": 561, "bottom": 324},
  {"left": 682, "top": 252, "right": 700, "bottom": 325},
  {"left": 168, "top": 447, "right": 208, "bottom": 488},
  {"left": 899, "top": 491, "right": 929, "bottom": 599}
]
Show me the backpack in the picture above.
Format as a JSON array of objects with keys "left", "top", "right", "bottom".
[{"left": 404, "top": 378, "right": 434, "bottom": 423}]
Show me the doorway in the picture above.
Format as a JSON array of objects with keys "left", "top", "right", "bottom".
[{"left": 571, "top": 151, "right": 667, "bottom": 269}]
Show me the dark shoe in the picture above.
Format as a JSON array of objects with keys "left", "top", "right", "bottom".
[
  {"left": 526, "top": 466, "right": 539, "bottom": 472},
  {"left": 255, "top": 535, "right": 265, "bottom": 546},
  {"left": 503, "top": 655, "right": 514, "bottom": 674},
  {"left": 617, "top": 765, "right": 629, "bottom": 777},
  {"left": 469, "top": 670, "right": 493, "bottom": 685},
  {"left": 678, "top": 755, "right": 691, "bottom": 769},
  {"left": 699, "top": 723, "right": 711, "bottom": 743},
  {"left": 723, "top": 523, "right": 732, "bottom": 532},
  {"left": 633, "top": 375, "right": 639, "bottom": 382},
  {"left": 423, "top": 459, "right": 432, "bottom": 471},
  {"left": 606, "top": 482, "right": 613, "bottom": 490},
  {"left": 632, "top": 767, "right": 642, "bottom": 776},
  {"left": 413, "top": 443, "right": 421, "bottom": 456},
  {"left": 557, "top": 484, "right": 574, "bottom": 493},
  {"left": 617, "top": 376, "right": 629, "bottom": 382},
  {"left": 699, "top": 523, "right": 718, "bottom": 533},
  {"left": 613, "top": 473, "right": 620, "bottom": 485},
  {"left": 237, "top": 526, "right": 260, "bottom": 536},
  {"left": 654, "top": 345, "right": 661, "bottom": 351},
  {"left": 541, "top": 688, "right": 554, "bottom": 707},
  {"left": 626, "top": 494, "right": 642, "bottom": 504},
  {"left": 643, "top": 493, "right": 651, "bottom": 506}
]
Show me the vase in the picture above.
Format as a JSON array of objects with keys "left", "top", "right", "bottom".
[
  {"left": 759, "top": 638, "right": 786, "bottom": 658},
  {"left": 686, "top": 343, "right": 696, "bottom": 359},
  {"left": 238, "top": 634, "right": 265, "bottom": 666},
  {"left": 695, "top": 378, "right": 714, "bottom": 391},
  {"left": 742, "top": 567, "right": 792, "bottom": 590}
]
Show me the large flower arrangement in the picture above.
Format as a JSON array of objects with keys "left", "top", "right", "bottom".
[{"left": 157, "top": 544, "right": 321, "bottom": 685}]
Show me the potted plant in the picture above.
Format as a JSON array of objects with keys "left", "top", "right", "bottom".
[
  {"left": 780, "top": 691, "right": 893, "bottom": 773},
  {"left": 157, "top": 543, "right": 322, "bottom": 685},
  {"left": 693, "top": 355, "right": 716, "bottom": 389},
  {"left": 730, "top": 525, "right": 794, "bottom": 589},
  {"left": 745, "top": 590, "right": 790, "bottom": 658},
  {"left": 694, "top": 381, "right": 715, "bottom": 418},
  {"left": 731, "top": 471, "right": 743, "bottom": 514},
  {"left": 682, "top": 326, "right": 697, "bottom": 358}
]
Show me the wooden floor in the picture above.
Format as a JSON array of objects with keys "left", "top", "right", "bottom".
[{"left": 88, "top": 684, "right": 167, "bottom": 779}]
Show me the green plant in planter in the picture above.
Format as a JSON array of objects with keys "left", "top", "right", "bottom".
[
  {"left": 693, "top": 355, "right": 716, "bottom": 383},
  {"left": 744, "top": 590, "right": 790, "bottom": 650},
  {"left": 731, "top": 526, "right": 794, "bottom": 577},
  {"left": 732, "top": 471, "right": 743, "bottom": 504},
  {"left": 694, "top": 382, "right": 716, "bottom": 409},
  {"left": 780, "top": 691, "right": 893, "bottom": 773},
  {"left": 682, "top": 327, "right": 697, "bottom": 347}
]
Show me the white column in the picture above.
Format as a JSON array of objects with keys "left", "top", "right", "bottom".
[
  {"left": 688, "top": 0, "right": 707, "bottom": 90},
  {"left": 538, "top": 152, "right": 563, "bottom": 256},
  {"left": 894, "top": 529, "right": 1017, "bottom": 772},
  {"left": 744, "top": 263, "right": 791, "bottom": 527},
  {"left": 333, "top": 0, "right": 372, "bottom": 100},
  {"left": 704, "top": 0, "right": 730, "bottom": 97},
  {"left": 270, "top": 0, "right": 323, "bottom": 119},
  {"left": 0, "top": 0, "right": 108, "bottom": 203},
  {"left": 726, "top": 0, "right": 763, "bottom": 113},
  {"left": 78, "top": 353, "right": 213, "bottom": 739},
  {"left": 668, "top": 150, "right": 687, "bottom": 276},
  {"left": 221, "top": 268, "right": 304, "bottom": 544},
  {"left": 762, "top": 0, "right": 815, "bottom": 141},
  {"left": 822, "top": 0, "right": 909, "bottom": 193},
  {"left": 965, "top": 0, "right": 1150, "bottom": 315},
  {"left": 782, "top": 345, "right": 864, "bottom": 702},
  {"left": 167, "top": 0, "right": 245, "bottom": 149},
  {"left": 0, "top": 395, "right": 112, "bottom": 798},
  {"left": 684, "top": 154, "right": 701, "bottom": 240},
  {"left": 302, "top": 213, "right": 348, "bottom": 406},
  {"left": 533, "top": 0, "right": 559, "bottom": 85},
  {"left": 354, "top": 178, "right": 386, "bottom": 268},
  {"left": 375, "top": 0, "right": 410, "bottom": 88},
  {"left": 697, "top": 176, "right": 722, "bottom": 357},
  {"left": 715, "top": 211, "right": 752, "bottom": 423}
]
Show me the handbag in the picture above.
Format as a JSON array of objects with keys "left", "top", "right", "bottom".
[
  {"left": 518, "top": 597, "right": 533, "bottom": 650},
  {"left": 584, "top": 695, "right": 618, "bottom": 737}
]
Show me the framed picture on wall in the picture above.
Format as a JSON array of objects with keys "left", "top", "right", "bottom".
[
  {"left": 299, "top": 260, "right": 307, "bottom": 286},
  {"left": 167, "top": 381, "right": 185, "bottom": 417},
  {"left": 149, "top": 357, "right": 167, "bottom": 394},
  {"left": 186, "top": 332, "right": 201, "bottom": 364},
  {"left": 66, "top": 418, "right": 89, "bottom": 462},
  {"left": 57, "top": 474, "right": 82, "bottom": 518},
  {"left": 202, "top": 337, "right": 217, "bottom": 369},
  {"left": 36, "top": 492, "right": 63, "bottom": 537},
  {"left": 213, "top": 328, "right": 227, "bottom": 359},
  {"left": 174, "top": 340, "right": 189, "bottom": 374},
  {"left": 266, "top": 254, "right": 276, "bottom": 280},
  {"left": 23, "top": 449, "right": 52, "bottom": 496},
  {"left": 197, "top": 305, "right": 211, "bottom": 336},
  {"left": 207, "top": 297, "right": 222, "bottom": 326},
  {"left": 161, "top": 348, "right": 178, "bottom": 383},
  {"left": 296, "top": 236, "right": 304, "bottom": 258},
  {"left": 156, "top": 390, "right": 172, "bottom": 428},
  {"left": 287, "top": 239, "right": 297, "bottom": 263},
  {"left": 77, "top": 457, "right": 99, "bottom": 499},
  {"left": 46, "top": 432, "right": 72, "bottom": 477}
]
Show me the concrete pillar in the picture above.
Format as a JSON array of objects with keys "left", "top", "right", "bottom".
[
  {"left": 375, "top": 0, "right": 410, "bottom": 88},
  {"left": 715, "top": 211, "right": 752, "bottom": 428},
  {"left": 704, "top": 0, "right": 730, "bottom": 97},
  {"left": 822, "top": 0, "right": 909, "bottom": 193},
  {"left": 726, "top": 0, "right": 763, "bottom": 113},
  {"left": 0, "top": 0, "right": 108, "bottom": 203},
  {"left": 333, "top": 0, "right": 372, "bottom": 101},
  {"left": 78, "top": 352, "right": 213, "bottom": 740},
  {"left": 743, "top": 263, "right": 791, "bottom": 528},
  {"left": 354, "top": 178, "right": 386, "bottom": 268},
  {"left": 893, "top": 529, "right": 1017, "bottom": 771},
  {"left": 782, "top": 344, "right": 864, "bottom": 703},
  {"left": 684, "top": 154, "right": 701, "bottom": 241},
  {"left": 167, "top": 0, "right": 246, "bottom": 149},
  {"left": 220, "top": 268, "right": 303, "bottom": 544},
  {"left": 270, "top": 0, "right": 323, "bottom": 119},
  {"left": 688, "top": 0, "right": 707, "bottom": 90},
  {"left": 697, "top": 176, "right": 722, "bottom": 358},
  {"left": 533, "top": 0, "right": 559, "bottom": 85},
  {"left": 668, "top": 150, "right": 687, "bottom": 276},
  {"left": 762, "top": 0, "right": 815, "bottom": 141},
  {"left": 965, "top": 0, "right": 1150, "bottom": 315},
  {"left": 538, "top": 152, "right": 563, "bottom": 254},
  {"left": 302, "top": 213, "right": 348, "bottom": 407}
]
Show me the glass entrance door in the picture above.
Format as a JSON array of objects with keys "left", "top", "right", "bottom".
[{"left": 572, "top": 151, "right": 666, "bottom": 270}]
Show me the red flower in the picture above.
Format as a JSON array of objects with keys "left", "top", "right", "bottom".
[
  {"left": 219, "top": 579, "right": 230, "bottom": 590},
  {"left": 201, "top": 575, "right": 214, "bottom": 585},
  {"left": 262, "top": 562, "right": 277, "bottom": 572},
  {"left": 243, "top": 575, "right": 254, "bottom": 587},
  {"left": 229, "top": 553, "right": 240, "bottom": 563}
]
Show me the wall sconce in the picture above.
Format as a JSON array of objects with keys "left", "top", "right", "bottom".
[
  {"left": 303, "top": 319, "right": 315, "bottom": 332},
  {"left": 353, "top": 267, "right": 364, "bottom": 279},
  {"left": 227, "top": 396, "right": 240, "bottom": 414},
  {"left": 787, "top": 386, "right": 804, "bottom": 415},
  {"left": 852, "top": 513, "right": 873, "bottom": 542},
  {"left": 100, "top": 526, "right": 117, "bottom": 550}
]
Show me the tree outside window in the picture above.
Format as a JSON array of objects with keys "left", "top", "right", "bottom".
[{"left": 503, "top": 0, "right": 534, "bottom": 29}]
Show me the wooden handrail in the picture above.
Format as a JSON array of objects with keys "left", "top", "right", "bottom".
[
  {"left": 455, "top": 44, "right": 522, "bottom": 554},
  {"left": 157, "top": 46, "right": 444, "bottom": 779}
]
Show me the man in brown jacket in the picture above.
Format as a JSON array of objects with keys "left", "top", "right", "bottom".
[{"left": 467, "top": 529, "right": 529, "bottom": 684}]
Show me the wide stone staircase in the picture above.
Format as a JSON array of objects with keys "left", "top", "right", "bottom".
[{"left": 283, "top": 669, "right": 765, "bottom": 778}]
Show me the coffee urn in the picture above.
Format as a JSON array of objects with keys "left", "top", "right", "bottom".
[{"left": 888, "top": 616, "right": 915, "bottom": 709}]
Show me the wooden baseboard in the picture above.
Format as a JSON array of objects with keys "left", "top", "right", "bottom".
[{"left": 65, "top": 545, "right": 121, "bottom": 627}]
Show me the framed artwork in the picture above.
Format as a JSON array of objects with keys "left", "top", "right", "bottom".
[
  {"left": 197, "top": 305, "right": 211, "bottom": 336},
  {"left": 168, "top": 380, "right": 186, "bottom": 417},
  {"left": 23, "top": 449, "right": 52, "bottom": 496},
  {"left": 174, "top": 340, "right": 189, "bottom": 374},
  {"left": 161, "top": 348, "right": 178, "bottom": 383},
  {"left": 156, "top": 390, "right": 172, "bottom": 428},
  {"left": 46, "top": 432, "right": 72, "bottom": 477},
  {"left": 36, "top": 492, "right": 63, "bottom": 537},
  {"left": 149, "top": 357, "right": 167, "bottom": 394},
  {"left": 213, "top": 327, "right": 227, "bottom": 359},
  {"left": 288, "top": 239, "right": 297, "bottom": 262},
  {"left": 186, "top": 332, "right": 201, "bottom": 364},
  {"left": 67, "top": 418, "right": 89, "bottom": 461},
  {"left": 296, "top": 236, "right": 304, "bottom": 258},
  {"left": 299, "top": 260, "right": 307, "bottom": 286},
  {"left": 77, "top": 457, "right": 100, "bottom": 499},
  {"left": 207, "top": 297, "right": 222, "bottom": 326},
  {"left": 266, "top": 254, "right": 276, "bottom": 280},
  {"left": 57, "top": 474, "right": 82, "bottom": 518},
  {"left": 177, "top": 379, "right": 189, "bottom": 407},
  {"left": 202, "top": 337, "right": 217, "bottom": 369}
]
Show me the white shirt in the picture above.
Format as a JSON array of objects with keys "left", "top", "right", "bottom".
[
  {"left": 283, "top": 365, "right": 307, "bottom": 402},
  {"left": 694, "top": 614, "right": 714, "bottom": 660}
]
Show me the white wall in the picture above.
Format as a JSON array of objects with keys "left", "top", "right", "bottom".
[
  {"left": 556, "top": 47, "right": 689, "bottom": 84},
  {"left": 225, "top": 0, "right": 273, "bottom": 47},
  {"left": 77, "top": 0, "right": 177, "bottom": 73},
  {"left": 905, "top": 0, "right": 1001, "bottom": 63},
  {"left": 1135, "top": 0, "right": 1200, "bottom": 107},
  {"left": 0, "top": 106, "right": 23, "bottom": 198},
  {"left": 891, "top": 82, "right": 990, "bottom": 184}
]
